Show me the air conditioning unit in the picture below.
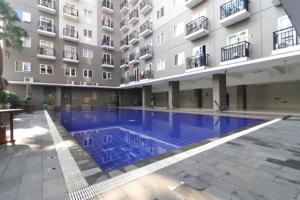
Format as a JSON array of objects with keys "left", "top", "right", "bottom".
[
  {"left": 92, "top": 82, "right": 99, "bottom": 86},
  {"left": 67, "top": 80, "right": 75, "bottom": 85},
  {"left": 24, "top": 77, "right": 34, "bottom": 83}
]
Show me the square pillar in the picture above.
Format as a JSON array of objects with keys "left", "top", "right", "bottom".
[
  {"left": 213, "top": 74, "right": 227, "bottom": 111},
  {"left": 142, "top": 85, "right": 152, "bottom": 107},
  {"left": 195, "top": 89, "right": 203, "bottom": 108},
  {"left": 56, "top": 87, "right": 62, "bottom": 107},
  {"left": 236, "top": 85, "right": 247, "bottom": 110},
  {"left": 168, "top": 81, "right": 180, "bottom": 109}
]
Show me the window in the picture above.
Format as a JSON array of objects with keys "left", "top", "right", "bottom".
[
  {"left": 83, "top": 69, "right": 93, "bottom": 78},
  {"left": 156, "top": 59, "right": 165, "bottom": 71},
  {"left": 84, "top": 29, "right": 92, "bottom": 38},
  {"left": 145, "top": 39, "right": 152, "bottom": 46},
  {"left": 21, "top": 37, "right": 31, "bottom": 48},
  {"left": 227, "top": 30, "right": 248, "bottom": 45},
  {"left": 15, "top": 61, "right": 31, "bottom": 72},
  {"left": 174, "top": 52, "right": 185, "bottom": 66},
  {"left": 157, "top": 6, "right": 164, "bottom": 19},
  {"left": 83, "top": 49, "right": 93, "bottom": 58},
  {"left": 173, "top": 22, "right": 184, "bottom": 37},
  {"left": 146, "top": 63, "right": 152, "bottom": 71},
  {"left": 16, "top": 10, "right": 31, "bottom": 22},
  {"left": 156, "top": 32, "right": 165, "bottom": 45},
  {"left": 40, "top": 64, "right": 53, "bottom": 75},
  {"left": 64, "top": 67, "right": 76, "bottom": 77},
  {"left": 83, "top": 9, "right": 92, "bottom": 17},
  {"left": 102, "top": 71, "right": 112, "bottom": 80}
]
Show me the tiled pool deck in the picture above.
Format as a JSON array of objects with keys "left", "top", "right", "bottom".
[{"left": 0, "top": 110, "right": 300, "bottom": 200}]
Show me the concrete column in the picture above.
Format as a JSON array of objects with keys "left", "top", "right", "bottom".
[
  {"left": 195, "top": 89, "right": 203, "bottom": 108},
  {"left": 56, "top": 87, "right": 62, "bottom": 107},
  {"left": 142, "top": 85, "right": 152, "bottom": 107},
  {"left": 168, "top": 81, "right": 180, "bottom": 109},
  {"left": 213, "top": 74, "right": 227, "bottom": 111},
  {"left": 236, "top": 85, "right": 247, "bottom": 110}
]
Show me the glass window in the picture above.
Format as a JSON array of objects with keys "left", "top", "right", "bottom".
[{"left": 15, "top": 61, "right": 23, "bottom": 72}]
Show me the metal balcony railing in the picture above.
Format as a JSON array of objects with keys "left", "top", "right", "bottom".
[
  {"left": 63, "top": 50, "right": 78, "bottom": 60},
  {"left": 121, "top": 58, "right": 129, "bottom": 65},
  {"left": 140, "top": 70, "right": 153, "bottom": 80},
  {"left": 120, "top": 0, "right": 128, "bottom": 10},
  {"left": 129, "top": 30, "right": 139, "bottom": 41},
  {"left": 140, "top": 0, "right": 152, "bottom": 11},
  {"left": 38, "top": 0, "right": 55, "bottom": 9},
  {"left": 221, "top": 41, "right": 250, "bottom": 62},
  {"left": 140, "top": 21, "right": 152, "bottom": 33},
  {"left": 220, "top": 0, "right": 248, "bottom": 20},
  {"left": 63, "top": 28, "right": 78, "bottom": 38},
  {"left": 38, "top": 46, "right": 55, "bottom": 56},
  {"left": 120, "top": 36, "right": 129, "bottom": 46},
  {"left": 273, "top": 26, "right": 300, "bottom": 50},
  {"left": 102, "top": 19, "right": 114, "bottom": 28},
  {"left": 186, "top": 54, "right": 209, "bottom": 70},
  {"left": 102, "top": 0, "right": 113, "bottom": 10},
  {"left": 102, "top": 39, "right": 114, "bottom": 47},
  {"left": 102, "top": 58, "right": 114, "bottom": 65},
  {"left": 186, "top": 16, "right": 208, "bottom": 36},
  {"left": 140, "top": 45, "right": 153, "bottom": 57},
  {"left": 37, "top": 21, "right": 55, "bottom": 33},
  {"left": 129, "top": 52, "right": 139, "bottom": 62},
  {"left": 63, "top": 5, "right": 78, "bottom": 17},
  {"left": 129, "top": 9, "right": 139, "bottom": 21},
  {"left": 120, "top": 19, "right": 128, "bottom": 29}
]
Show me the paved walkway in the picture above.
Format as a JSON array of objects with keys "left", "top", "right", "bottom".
[
  {"left": 0, "top": 111, "right": 69, "bottom": 200},
  {"left": 94, "top": 116, "right": 300, "bottom": 200}
]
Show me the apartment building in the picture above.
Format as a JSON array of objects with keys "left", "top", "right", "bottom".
[{"left": 2, "top": 0, "right": 300, "bottom": 111}]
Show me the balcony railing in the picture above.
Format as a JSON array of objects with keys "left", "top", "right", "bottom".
[
  {"left": 129, "top": 9, "right": 139, "bottom": 21},
  {"left": 140, "top": 0, "right": 152, "bottom": 11},
  {"left": 63, "top": 5, "right": 78, "bottom": 17},
  {"left": 120, "top": 36, "right": 129, "bottom": 46},
  {"left": 186, "top": 54, "right": 209, "bottom": 70},
  {"left": 63, "top": 28, "right": 78, "bottom": 38},
  {"left": 102, "top": 20, "right": 114, "bottom": 28},
  {"left": 63, "top": 50, "right": 78, "bottom": 60},
  {"left": 37, "top": 21, "right": 55, "bottom": 33},
  {"left": 129, "top": 52, "right": 139, "bottom": 62},
  {"left": 273, "top": 26, "right": 300, "bottom": 50},
  {"left": 220, "top": 0, "right": 248, "bottom": 20},
  {"left": 120, "top": 19, "right": 128, "bottom": 29},
  {"left": 38, "top": 46, "right": 55, "bottom": 56},
  {"left": 120, "top": 0, "right": 128, "bottom": 10},
  {"left": 140, "top": 21, "right": 152, "bottom": 34},
  {"left": 121, "top": 58, "right": 129, "bottom": 65},
  {"left": 221, "top": 41, "right": 250, "bottom": 62},
  {"left": 38, "top": 0, "right": 55, "bottom": 9},
  {"left": 102, "top": 58, "right": 114, "bottom": 65},
  {"left": 102, "top": 39, "right": 114, "bottom": 47},
  {"left": 129, "top": 30, "right": 139, "bottom": 41},
  {"left": 140, "top": 45, "right": 153, "bottom": 57},
  {"left": 140, "top": 70, "right": 153, "bottom": 80},
  {"left": 102, "top": 0, "right": 113, "bottom": 10},
  {"left": 186, "top": 16, "right": 208, "bottom": 36}
]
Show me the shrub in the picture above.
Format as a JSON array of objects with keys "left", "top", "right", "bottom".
[{"left": 0, "top": 91, "right": 22, "bottom": 108}]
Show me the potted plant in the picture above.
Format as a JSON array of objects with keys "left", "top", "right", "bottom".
[
  {"left": 43, "top": 94, "right": 55, "bottom": 111},
  {"left": 106, "top": 93, "right": 118, "bottom": 109}
]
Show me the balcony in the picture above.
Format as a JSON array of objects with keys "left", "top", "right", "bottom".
[
  {"left": 129, "top": 52, "right": 140, "bottom": 65},
  {"left": 120, "top": 0, "right": 129, "bottom": 14},
  {"left": 140, "top": 70, "right": 153, "bottom": 80},
  {"left": 63, "top": 50, "right": 79, "bottom": 63},
  {"left": 139, "top": 0, "right": 152, "bottom": 16},
  {"left": 37, "top": 21, "right": 56, "bottom": 37},
  {"left": 220, "top": 0, "right": 250, "bottom": 27},
  {"left": 102, "top": 0, "right": 114, "bottom": 14},
  {"left": 63, "top": 5, "right": 79, "bottom": 21},
  {"left": 185, "top": 17, "right": 209, "bottom": 41},
  {"left": 102, "top": 20, "right": 114, "bottom": 32},
  {"left": 120, "top": 19, "right": 129, "bottom": 32},
  {"left": 120, "top": 58, "right": 129, "bottom": 68},
  {"left": 120, "top": 36, "right": 129, "bottom": 51},
  {"left": 129, "top": 9, "right": 139, "bottom": 25},
  {"left": 186, "top": 54, "right": 209, "bottom": 72},
  {"left": 102, "top": 40, "right": 114, "bottom": 50},
  {"left": 63, "top": 28, "right": 79, "bottom": 42},
  {"left": 37, "top": 46, "right": 56, "bottom": 60},
  {"left": 185, "top": 0, "right": 206, "bottom": 9},
  {"left": 128, "top": 0, "right": 138, "bottom": 5},
  {"left": 272, "top": 26, "right": 300, "bottom": 55},
  {"left": 140, "top": 21, "right": 152, "bottom": 38},
  {"left": 139, "top": 45, "right": 153, "bottom": 60},
  {"left": 129, "top": 31, "right": 139, "bottom": 45},
  {"left": 221, "top": 41, "right": 250, "bottom": 64},
  {"left": 271, "top": 0, "right": 281, "bottom": 6},
  {"left": 102, "top": 58, "right": 114, "bottom": 68},
  {"left": 37, "top": 0, "right": 56, "bottom": 15}
]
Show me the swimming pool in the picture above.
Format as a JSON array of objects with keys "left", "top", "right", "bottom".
[{"left": 56, "top": 108, "right": 266, "bottom": 172}]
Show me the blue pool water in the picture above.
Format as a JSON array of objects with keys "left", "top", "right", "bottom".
[{"left": 56, "top": 108, "right": 266, "bottom": 172}]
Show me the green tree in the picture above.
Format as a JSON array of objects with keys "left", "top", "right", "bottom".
[{"left": 0, "top": 0, "right": 27, "bottom": 90}]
